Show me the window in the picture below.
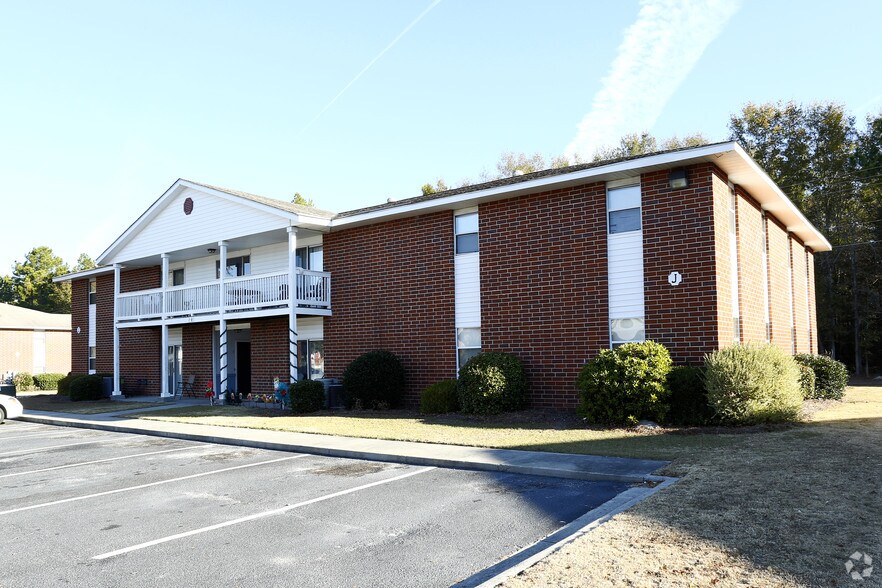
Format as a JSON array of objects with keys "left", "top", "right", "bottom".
[
  {"left": 216, "top": 255, "right": 251, "bottom": 279},
  {"left": 297, "top": 340, "right": 324, "bottom": 380},
  {"left": 610, "top": 317, "right": 645, "bottom": 347},
  {"left": 607, "top": 184, "right": 641, "bottom": 234},
  {"left": 456, "top": 327, "right": 481, "bottom": 370},
  {"left": 172, "top": 269, "right": 184, "bottom": 286},
  {"left": 88, "top": 280, "right": 96, "bottom": 305},
  {"left": 455, "top": 212, "right": 478, "bottom": 254},
  {"left": 295, "top": 246, "right": 323, "bottom": 271},
  {"left": 88, "top": 346, "right": 96, "bottom": 373}
]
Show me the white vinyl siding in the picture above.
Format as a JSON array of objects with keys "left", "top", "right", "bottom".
[
  {"left": 168, "top": 328, "right": 183, "bottom": 347},
  {"left": 454, "top": 209, "right": 480, "bottom": 369},
  {"left": 454, "top": 253, "right": 481, "bottom": 328},
  {"left": 114, "top": 187, "right": 292, "bottom": 263},
  {"left": 607, "top": 182, "right": 644, "bottom": 346},
  {"left": 296, "top": 316, "right": 324, "bottom": 341}
]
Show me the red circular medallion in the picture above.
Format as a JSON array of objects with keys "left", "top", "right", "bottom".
[{"left": 183, "top": 197, "right": 194, "bottom": 215}]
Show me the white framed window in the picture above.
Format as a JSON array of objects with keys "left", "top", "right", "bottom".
[
  {"left": 216, "top": 255, "right": 251, "bottom": 279},
  {"left": 610, "top": 318, "right": 645, "bottom": 348},
  {"left": 456, "top": 327, "right": 481, "bottom": 370},
  {"left": 88, "top": 346, "right": 96, "bottom": 374},
  {"left": 297, "top": 340, "right": 324, "bottom": 380},
  {"left": 172, "top": 268, "right": 184, "bottom": 286},
  {"left": 88, "top": 279, "right": 97, "bottom": 305},
  {"left": 455, "top": 212, "right": 478, "bottom": 254},
  {"left": 296, "top": 246, "right": 323, "bottom": 271}
]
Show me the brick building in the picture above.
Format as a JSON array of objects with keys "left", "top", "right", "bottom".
[
  {"left": 0, "top": 303, "right": 71, "bottom": 379},
  {"left": 57, "top": 142, "right": 830, "bottom": 408}
]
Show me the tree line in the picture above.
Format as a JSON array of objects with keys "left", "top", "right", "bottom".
[{"left": 0, "top": 248, "right": 95, "bottom": 314}]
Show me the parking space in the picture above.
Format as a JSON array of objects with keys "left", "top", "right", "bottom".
[{"left": 0, "top": 421, "right": 629, "bottom": 587}]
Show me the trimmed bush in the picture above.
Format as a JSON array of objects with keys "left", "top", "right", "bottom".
[
  {"left": 57, "top": 373, "right": 83, "bottom": 396},
  {"left": 667, "top": 365, "right": 713, "bottom": 426},
  {"left": 796, "top": 363, "right": 817, "bottom": 400},
  {"left": 12, "top": 372, "right": 33, "bottom": 392},
  {"left": 33, "top": 373, "right": 65, "bottom": 391},
  {"left": 458, "top": 352, "right": 527, "bottom": 415},
  {"left": 290, "top": 379, "right": 326, "bottom": 413},
  {"left": 704, "top": 344, "right": 802, "bottom": 424},
  {"left": 69, "top": 375, "right": 104, "bottom": 401},
  {"left": 794, "top": 354, "right": 849, "bottom": 400},
  {"left": 576, "top": 341, "right": 672, "bottom": 426},
  {"left": 342, "top": 350, "right": 406, "bottom": 409},
  {"left": 419, "top": 380, "right": 459, "bottom": 414}
]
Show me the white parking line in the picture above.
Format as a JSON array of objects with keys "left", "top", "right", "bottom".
[
  {"left": 1, "top": 438, "right": 127, "bottom": 457},
  {"left": 0, "top": 432, "right": 88, "bottom": 442},
  {"left": 0, "top": 454, "right": 307, "bottom": 516},
  {"left": 93, "top": 466, "right": 435, "bottom": 560},
  {"left": 0, "top": 424, "right": 45, "bottom": 433},
  {"left": 0, "top": 445, "right": 204, "bottom": 479}
]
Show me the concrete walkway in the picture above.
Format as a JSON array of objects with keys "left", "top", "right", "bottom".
[{"left": 16, "top": 407, "right": 669, "bottom": 484}]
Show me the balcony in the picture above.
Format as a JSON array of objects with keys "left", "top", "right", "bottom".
[{"left": 116, "top": 269, "right": 330, "bottom": 324}]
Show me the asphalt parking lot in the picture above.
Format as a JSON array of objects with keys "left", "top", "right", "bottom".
[{"left": 0, "top": 421, "right": 630, "bottom": 587}]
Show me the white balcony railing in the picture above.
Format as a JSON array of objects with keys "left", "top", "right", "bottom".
[{"left": 116, "top": 269, "right": 331, "bottom": 322}]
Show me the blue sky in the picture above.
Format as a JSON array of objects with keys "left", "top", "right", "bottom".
[{"left": 1, "top": 0, "right": 880, "bottom": 272}]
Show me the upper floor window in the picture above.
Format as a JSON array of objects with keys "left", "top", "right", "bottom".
[
  {"left": 607, "top": 185, "right": 641, "bottom": 234},
  {"left": 172, "top": 269, "right": 184, "bottom": 286},
  {"left": 216, "top": 255, "right": 251, "bottom": 279},
  {"left": 455, "top": 212, "right": 478, "bottom": 254},
  {"left": 296, "top": 246, "right": 323, "bottom": 271},
  {"left": 88, "top": 280, "right": 96, "bottom": 305}
]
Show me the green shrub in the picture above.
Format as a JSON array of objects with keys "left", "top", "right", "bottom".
[
  {"left": 342, "top": 350, "right": 406, "bottom": 409},
  {"left": 69, "top": 375, "right": 104, "bottom": 401},
  {"left": 12, "top": 372, "right": 33, "bottom": 392},
  {"left": 794, "top": 354, "right": 849, "bottom": 400},
  {"left": 704, "top": 344, "right": 802, "bottom": 424},
  {"left": 458, "top": 352, "right": 527, "bottom": 415},
  {"left": 667, "top": 365, "right": 713, "bottom": 426},
  {"left": 290, "top": 379, "right": 326, "bottom": 413},
  {"left": 57, "top": 373, "right": 83, "bottom": 396},
  {"left": 576, "top": 341, "right": 672, "bottom": 425},
  {"left": 33, "top": 373, "right": 65, "bottom": 391},
  {"left": 419, "top": 380, "right": 459, "bottom": 414},
  {"left": 796, "top": 363, "right": 817, "bottom": 400}
]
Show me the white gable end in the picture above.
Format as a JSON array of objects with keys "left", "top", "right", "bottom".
[{"left": 111, "top": 186, "right": 293, "bottom": 264}]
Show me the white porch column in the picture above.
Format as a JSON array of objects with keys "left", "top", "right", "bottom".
[
  {"left": 287, "top": 227, "right": 298, "bottom": 383},
  {"left": 112, "top": 264, "right": 122, "bottom": 396},
  {"left": 160, "top": 253, "right": 171, "bottom": 398},
  {"left": 218, "top": 241, "right": 228, "bottom": 400}
]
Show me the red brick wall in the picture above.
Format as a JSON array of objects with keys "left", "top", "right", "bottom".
[
  {"left": 807, "top": 249, "right": 818, "bottom": 353},
  {"left": 735, "top": 188, "right": 768, "bottom": 344},
  {"left": 251, "top": 316, "right": 289, "bottom": 394},
  {"left": 182, "top": 323, "right": 213, "bottom": 395},
  {"left": 95, "top": 273, "right": 115, "bottom": 373},
  {"left": 712, "top": 169, "right": 736, "bottom": 346},
  {"left": 480, "top": 182, "right": 608, "bottom": 408},
  {"left": 791, "top": 236, "right": 811, "bottom": 353},
  {"left": 324, "top": 211, "right": 456, "bottom": 407},
  {"left": 71, "top": 278, "right": 89, "bottom": 374},
  {"left": 642, "top": 164, "right": 719, "bottom": 363},
  {"left": 119, "top": 327, "right": 161, "bottom": 395},
  {"left": 767, "top": 217, "right": 794, "bottom": 352}
]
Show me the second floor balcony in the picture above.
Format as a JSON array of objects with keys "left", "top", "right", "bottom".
[{"left": 116, "top": 269, "right": 330, "bottom": 324}]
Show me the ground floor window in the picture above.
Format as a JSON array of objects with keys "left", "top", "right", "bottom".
[
  {"left": 88, "top": 346, "right": 96, "bottom": 373},
  {"left": 298, "top": 340, "right": 324, "bottom": 380},
  {"left": 610, "top": 317, "right": 644, "bottom": 348},
  {"left": 457, "top": 327, "right": 481, "bottom": 371}
]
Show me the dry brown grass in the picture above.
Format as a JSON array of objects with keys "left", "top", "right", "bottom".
[
  {"left": 504, "top": 383, "right": 882, "bottom": 587},
  {"left": 18, "top": 393, "right": 158, "bottom": 414}
]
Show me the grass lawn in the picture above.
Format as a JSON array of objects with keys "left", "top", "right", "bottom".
[
  {"left": 17, "top": 393, "right": 160, "bottom": 415},
  {"left": 136, "top": 381, "right": 882, "bottom": 586}
]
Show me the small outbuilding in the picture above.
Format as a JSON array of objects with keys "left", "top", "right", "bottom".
[{"left": 0, "top": 303, "right": 71, "bottom": 378}]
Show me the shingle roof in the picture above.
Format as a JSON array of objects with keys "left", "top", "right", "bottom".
[
  {"left": 0, "top": 303, "right": 71, "bottom": 330},
  {"left": 185, "top": 180, "right": 337, "bottom": 219},
  {"left": 336, "top": 141, "right": 731, "bottom": 218}
]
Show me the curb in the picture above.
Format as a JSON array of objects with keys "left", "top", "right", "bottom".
[
  {"left": 454, "top": 476, "right": 678, "bottom": 587},
  {"left": 16, "top": 414, "right": 667, "bottom": 484}
]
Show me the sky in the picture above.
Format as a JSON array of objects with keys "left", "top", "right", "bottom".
[{"left": 1, "top": 0, "right": 881, "bottom": 273}]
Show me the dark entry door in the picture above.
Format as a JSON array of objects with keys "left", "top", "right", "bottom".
[{"left": 237, "top": 342, "right": 252, "bottom": 394}]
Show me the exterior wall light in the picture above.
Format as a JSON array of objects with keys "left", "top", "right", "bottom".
[
  {"left": 207, "top": 248, "right": 217, "bottom": 254},
  {"left": 669, "top": 168, "right": 688, "bottom": 189}
]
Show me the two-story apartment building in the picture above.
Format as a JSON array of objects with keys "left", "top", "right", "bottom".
[{"left": 57, "top": 142, "right": 831, "bottom": 408}]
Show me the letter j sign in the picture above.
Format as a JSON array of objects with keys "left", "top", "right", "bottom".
[{"left": 668, "top": 271, "right": 682, "bottom": 286}]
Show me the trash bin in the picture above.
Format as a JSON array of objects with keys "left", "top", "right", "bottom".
[
  {"left": 101, "top": 376, "right": 113, "bottom": 398},
  {"left": 0, "top": 384, "right": 15, "bottom": 397},
  {"left": 318, "top": 378, "right": 344, "bottom": 409}
]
